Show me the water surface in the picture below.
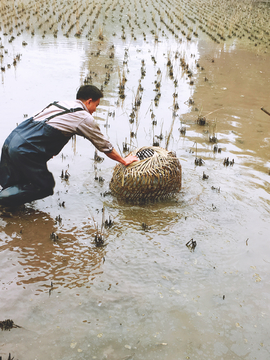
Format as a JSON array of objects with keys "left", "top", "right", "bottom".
[{"left": 1, "top": 0, "right": 270, "bottom": 359}]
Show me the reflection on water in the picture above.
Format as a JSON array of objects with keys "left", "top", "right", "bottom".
[
  {"left": 0, "top": 208, "right": 105, "bottom": 290},
  {"left": 1, "top": 0, "right": 270, "bottom": 359}
]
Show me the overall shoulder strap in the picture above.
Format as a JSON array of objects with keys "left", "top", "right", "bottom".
[
  {"left": 33, "top": 101, "right": 60, "bottom": 118},
  {"left": 46, "top": 103, "right": 85, "bottom": 121},
  {"left": 33, "top": 101, "right": 85, "bottom": 121}
]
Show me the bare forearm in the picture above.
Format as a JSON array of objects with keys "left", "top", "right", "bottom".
[
  {"left": 105, "top": 148, "right": 125, "bottom": 164},
  {"left": 105, "top": 148, "right": 138, "bottom": 166}
]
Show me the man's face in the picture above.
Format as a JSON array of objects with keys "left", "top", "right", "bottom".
[{"left": 86, "top": 98, "right": 100, "bottom": 114}]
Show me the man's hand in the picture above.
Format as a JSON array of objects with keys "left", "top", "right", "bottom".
[
  {"left": 122, "top": 154, "right": 139, "bottom": 166},
  {"left": 105, "top": 148, "right": 139, "bottom": 166}
]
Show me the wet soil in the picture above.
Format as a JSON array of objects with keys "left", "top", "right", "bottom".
[{"left": 0, "top": 0, "right": 270, "bottom": 359}]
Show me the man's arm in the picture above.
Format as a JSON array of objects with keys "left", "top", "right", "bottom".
[{"left": 105, "top": 148, "right": 138, "bottom": 166}]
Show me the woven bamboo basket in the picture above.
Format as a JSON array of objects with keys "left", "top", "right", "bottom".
[{"left": 109, "top": 146, "right": 181, "bottom": 203}]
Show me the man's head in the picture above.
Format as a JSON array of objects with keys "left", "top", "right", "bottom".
[
  {"left": 76, "top": 85, "right": 103, "bottom": 114},
  {"left": 76, "top": 85, "right": 103, "bottom": 101}
]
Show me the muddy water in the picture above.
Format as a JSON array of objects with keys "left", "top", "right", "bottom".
[{"left": 1, "top": 0, "right": 270, "bottom": 359}]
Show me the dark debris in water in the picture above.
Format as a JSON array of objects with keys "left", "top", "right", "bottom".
[
  {"left": 195, "top": 157, "right": 204, "bottom": 166},
  {"left": 223, "top": 157, "right": 234, "bottom": 166},
  {"left": 94, "top": 233, "right": 106, "bottom": 247},
  {"left": 94, "top": 150, "right": 104, "bottom": 163},
  {"left": 186, "top": 238, "right": 197, "bottom": 251},
  {"left": 202, "top": 172, "right": 209, "bottom": 180},
  {"left": 55, "top": 215, "right": 62, "bottom": 225},
  {"left": 142, "top": 223, "right": 151, "bottom": 231},
  {"left": 197, "top": 116, "right": 207, "bottom": 126},
  {"left": 100, "top": 190, "right": 111, "bottom": 197},
  {"left": 105, "top": 217, "right": 114, "bottom": 228},
  {"left": 209, "top": 135, "right": 218, "bottom": 143},
  {"left": 213, "top": 145, "right": 222, "bottom": 153},
  {"left": 49, "top": 281, "right": 54, "bottom": 296},
  {"left": 0, "top": 319, "right": 21, "bottom": 331},
  {"left": 50, "top": 232, "right": 59, "bottom": 242},
  {"left": 123, "top": 141, "right": 130, "bottom": 153},
  {"left": 60, "top": 169, "right": 70, "bottom": 181},
  {"left": 0, "top": 354, "right": 18, "bottom": 360},
  {"left": 179, "top": 126, "right": 186, "bottom": 135}
]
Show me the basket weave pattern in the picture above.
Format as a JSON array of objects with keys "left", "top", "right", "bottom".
[{"left": 109, "top": 146, "right": 182, "bottom": 202}]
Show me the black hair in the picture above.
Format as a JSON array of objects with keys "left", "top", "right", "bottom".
[{"left": 76, "top": 85, "right": 103, "bottom": 101}]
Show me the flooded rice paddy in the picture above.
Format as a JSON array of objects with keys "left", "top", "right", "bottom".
[{"left": 0, "top": 0, "right": 270, "bottom": 359}]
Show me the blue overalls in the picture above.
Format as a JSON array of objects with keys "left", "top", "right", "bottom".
[{"left": 0, "top": 102, "right": 84, "bottom": 207}]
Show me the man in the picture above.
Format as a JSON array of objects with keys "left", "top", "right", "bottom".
[{"left": 0, "top": 85, "right": 138, "bottom": 207}]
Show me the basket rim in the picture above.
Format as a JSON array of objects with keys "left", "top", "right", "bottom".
[{"left": 126, "top": 146, "right": 177, "bottom": 169}]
